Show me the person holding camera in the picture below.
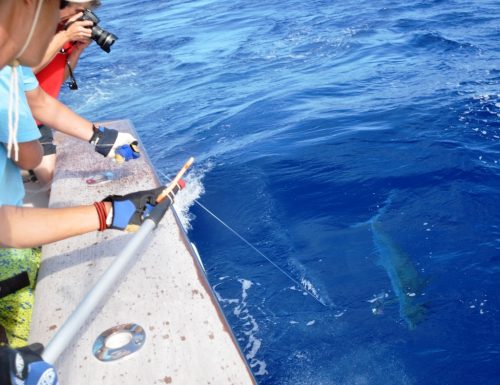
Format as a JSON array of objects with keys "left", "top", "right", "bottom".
[
  {"left": 32, "top": 1, "right": 103, "bottom": 186},
  {"left": 33, "top": 0, "right": 101, "bottom": 87},
  {"left": 0, "top": 2, "right": 174, "bottom": 381}
]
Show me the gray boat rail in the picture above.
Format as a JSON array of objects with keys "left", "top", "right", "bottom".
[{"left": 29, "top": 119, "right": 257, "bottom": 385}]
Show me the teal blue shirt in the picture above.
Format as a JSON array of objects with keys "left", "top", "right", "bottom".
[{"left": 0, "top": 66, "right": 41, "bottom": 206}]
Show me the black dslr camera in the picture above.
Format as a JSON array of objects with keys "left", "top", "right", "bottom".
[{"left": 78, "top": 9, "right": 117, "bottom": 53}]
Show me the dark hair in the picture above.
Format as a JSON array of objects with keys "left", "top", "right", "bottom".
[{"left": 61, "top": 1, "right": 102, "bottom": 10}]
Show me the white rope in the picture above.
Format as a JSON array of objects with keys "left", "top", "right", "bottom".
[
  {"left": 7, "top": 66, "right": 20, "bottom": 161},
  {"left": 16, "top": 0, "right": 45, "bottom": 59},
  {"left": 158, "top": 169, "right": 327, "bottom": 307}
]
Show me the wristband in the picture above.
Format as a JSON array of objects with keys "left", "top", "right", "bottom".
[{"left": 93, "top": 201, "right": 108, "bottom": 231}]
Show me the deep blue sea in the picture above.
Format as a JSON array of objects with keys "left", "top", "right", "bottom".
[{"left": 61, "top": 1, "right": 500, "bottom": 384}]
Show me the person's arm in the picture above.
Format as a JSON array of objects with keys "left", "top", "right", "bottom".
[
  {"left": 25, "top": 86, "right": 93, "bottom": 141},
  {"left": 7, "top": 140, "right": 43, "bottom": 170},
  {"left": 0, "top": 204, "right": 103, "bottom": 248},
  {"left": 25, "top": 86, "right": 140, "bottom": 161},
  {"left": 0, "top": 184, "right": 175, "bottom": 248},
  {"left": 32, "top": 15, "right": 93, "bottom": 74}
]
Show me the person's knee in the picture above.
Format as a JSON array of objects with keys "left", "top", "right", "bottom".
[{"left": 33, "top": 154, "right": 56, "bottom": 186}]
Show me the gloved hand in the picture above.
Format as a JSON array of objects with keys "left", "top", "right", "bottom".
[
  {"left": 103, "top": 186, "right": 163, "bottom": 232},
  {"left": 115, "top": 142, "right": 141, "bottom": 163},
  {"left": 89, "top": 125, "right": 141, "bottom": 162},
  {"left": 103, "top": 180, "right": 185, "bottom": 232},
  {"left": 0, "top": 343, "right": 58, "bottom": 385}
]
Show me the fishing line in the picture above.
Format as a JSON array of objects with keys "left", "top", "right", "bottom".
[{"left": 158, "top": 169, "right": 327, "bottom": 307}]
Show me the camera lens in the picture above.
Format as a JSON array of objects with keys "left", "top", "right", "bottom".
[
  {"left": 78, "top": 9, "right": 117, "bottom": 53},
  {"left": 91, "top": 26, "right": 118, "bottom": 53}
]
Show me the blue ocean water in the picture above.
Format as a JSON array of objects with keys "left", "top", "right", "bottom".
[{"left": 62, "top": 0, "right": 500, "bottom": 384}]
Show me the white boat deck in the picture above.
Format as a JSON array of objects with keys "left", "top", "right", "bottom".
[{"left": 29, "top": 120, "right": 257, "bottom": 385}]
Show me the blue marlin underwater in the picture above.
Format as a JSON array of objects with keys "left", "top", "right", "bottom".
[{"left": 368, "top": 195, "right": 428, "bottom": 330}]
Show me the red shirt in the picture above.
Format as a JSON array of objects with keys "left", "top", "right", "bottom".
[{"left": 36, "top": 41, "right": 76, "bottom": 100}]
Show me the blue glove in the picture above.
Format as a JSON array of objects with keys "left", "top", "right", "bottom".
[
  {"left": 89, "top": 125, "right": 139, "bottom": 161},
  {"left": 0, "top": 344, "right": 58, "bottom": 385},
  {"left": 103, "top": 186, "right": 164, "bottom": 232},
  {"left": 115, "top": 142, "right": 141, "bottom": 163},
  {"left": 103, "top": 181, "right": 185, "bottom": 232}
]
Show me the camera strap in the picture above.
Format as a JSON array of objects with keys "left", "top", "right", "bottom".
[
  {"left": 61, "top": 47, "right": 78, "bottom": 90},
  {"left": 65, "top": 60, "right": 78, "bottom": 90}
]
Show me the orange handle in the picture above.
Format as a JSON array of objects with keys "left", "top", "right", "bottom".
[{"left": 156, "top": 157, "right": 194, "bottom": 203}]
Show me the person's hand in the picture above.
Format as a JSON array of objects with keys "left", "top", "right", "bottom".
[
  {"left": 115, "top": 142, "right": 141, "bottom": 163},
  {"left": 73, "top": 39, "right": 93, "bottom": 53},
  {"left": 89, "top": 126, "right": 141, "bottom": 162},
  {"left": 103, "top": 181, "right": 185, "bottom": 231},
  {"left": 0, "top": 343, "right": 58, "bottom": 385},
  {"left": 64, "top": 12, "right": 93, "bottom": 43}
]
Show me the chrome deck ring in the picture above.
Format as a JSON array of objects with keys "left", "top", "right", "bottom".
[{"left": 92, "top": 323, "right": 146, "bottom": 362}]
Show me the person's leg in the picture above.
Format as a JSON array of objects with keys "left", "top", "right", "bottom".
[
  {"left": 33, "top": 153, "right": 56, "bottom": 186},
  {"left": 32, "top": 124, "right": 57, "bottom": 187}
]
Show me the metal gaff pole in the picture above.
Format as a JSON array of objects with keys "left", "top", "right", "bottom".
[{"left": 43, "top": 216, "right": 157, "bottom": 364}]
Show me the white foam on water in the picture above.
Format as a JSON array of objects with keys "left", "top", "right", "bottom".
[
  {"left": 468, "top": 296, "right": 489, "bottom": 315},
  {"left": 286, "top": 256, "right": 332, "bottom": 306},
  {"left": 171, "top": 161, "right": 213, "bottom": 230},
  {"left": 300, "top": 277, "right": 320, "bottom": 298},
  {"left": 212, "top": 278, "right": 268, "bottom": 376},
  {"left": 334, "top": 310, "right": 346, "bottom": 318}
]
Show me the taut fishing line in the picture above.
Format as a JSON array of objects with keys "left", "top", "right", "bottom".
[{"left": 158, "top": 169, "right": 327, "bottom": 307}]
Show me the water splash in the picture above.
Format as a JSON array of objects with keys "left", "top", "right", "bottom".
[
  {"left": 213, "top": 277, "right": 268, "bottom": 376},
  {"left": 169, "top": 162, "right": 213, "bottom": 229}
]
